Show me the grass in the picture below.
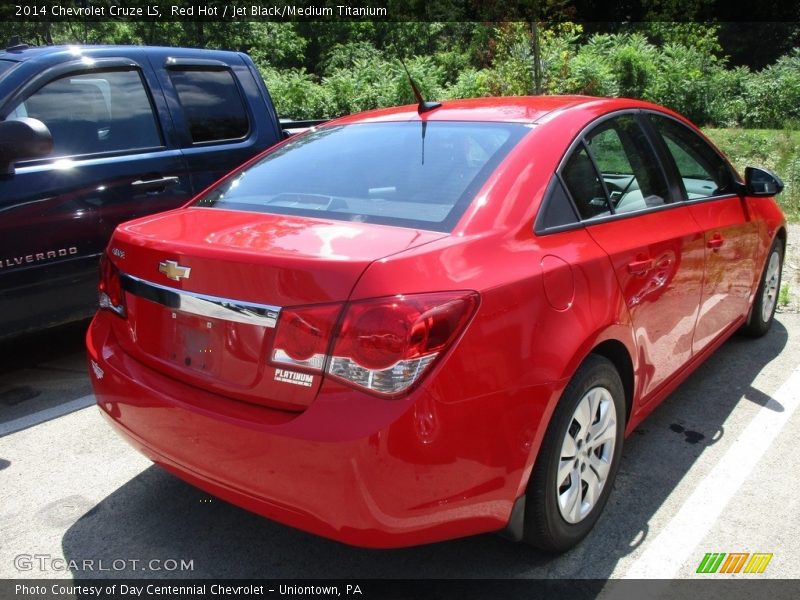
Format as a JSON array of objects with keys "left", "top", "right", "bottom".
[
  {"left": 779, "top": 283, "right": 791, "bottom": 307},
  {"left": 704, "top": 128, "right": 800, "bottom": 222}
]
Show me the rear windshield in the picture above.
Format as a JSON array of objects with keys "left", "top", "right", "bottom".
[{"left": 194, "top": 121, "right": 529, "bottom": 232}]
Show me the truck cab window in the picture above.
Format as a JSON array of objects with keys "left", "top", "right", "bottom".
[
  {"left": 168, "top": 69, "right": 250, "bottom": 144},
  {"left": 9, "top": 69, "right": 161, "bottom": 159}
]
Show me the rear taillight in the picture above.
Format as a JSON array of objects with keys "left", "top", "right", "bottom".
[
  {"left": 271, "top": 291, "right": 478, "bottom": 397},
  {"left": 98, "top": 253, "right": 126, "bottom": 317},
  {"left": 272, "top": 304, "right": 341, "bottom": 371}
]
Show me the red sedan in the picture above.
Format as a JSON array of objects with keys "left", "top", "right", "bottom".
[{"left": 86, "top": 96, "right": 786, "bottom": 552}]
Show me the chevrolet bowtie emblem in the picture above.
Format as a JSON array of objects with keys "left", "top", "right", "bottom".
[{"left": 158, "top": 260, "right": 191, "bottom": 281}]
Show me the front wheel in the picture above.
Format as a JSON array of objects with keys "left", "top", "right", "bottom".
[
  {"left": 742, "top": 238, "right": 784, "bottom": 337},
  {"left": 523, "top": 355, "right": 625, "bottom": 553}
]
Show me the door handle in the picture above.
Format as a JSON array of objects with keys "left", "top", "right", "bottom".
[
  {"left": 707, "top": 233, "right": 724, "bottom": 250},
  {"left": 627, "top": 258, "right": 654, "bottom": 275},
  {"left": 131, "top": 176, "right": 180, "bottom": 192}
]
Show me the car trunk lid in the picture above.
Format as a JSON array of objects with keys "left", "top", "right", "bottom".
[{"left": 107, "top": 208, "right": 445, "bottom": 411}]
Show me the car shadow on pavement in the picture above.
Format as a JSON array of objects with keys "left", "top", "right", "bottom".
[
  {"left": 61, "top": 320, "right": 789, "bottom": 580},
  {"left": 0, "top": 319, "right": 92, "bottom": 427}
]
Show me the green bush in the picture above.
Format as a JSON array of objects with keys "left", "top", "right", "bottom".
[
  {"left": 261, "top": 67, "right": 331, "bottom": 120},
  {"left": 644, "top": 43, "right": 719, "bottom": 124},
  {"left": 557, "top": 46, "right": 620, "bottom": 96},
  {"left": 442, "top": 68, "right": 493, "bottom": 99},
  {"left": 742, "top": 50, "right": 800, "bottom": 129},
  {"left": 253, "top": 23, "right": 800, "bottom": 133}
]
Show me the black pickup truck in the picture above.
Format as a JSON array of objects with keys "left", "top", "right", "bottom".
[{"left": 0, "top": 42, "right": 298, "bottom": 340}]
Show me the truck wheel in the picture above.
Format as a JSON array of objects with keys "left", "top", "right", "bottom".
[
  {"left": 523, "top": 355, "right": 625, "bottom": 553},
  {"left": 742, "top": 238, "right": 784, "bottom": 338}
]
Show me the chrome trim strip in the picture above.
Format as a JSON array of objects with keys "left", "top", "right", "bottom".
[{"left": 121, "top": 273, "right": 280, "bottom": 328}]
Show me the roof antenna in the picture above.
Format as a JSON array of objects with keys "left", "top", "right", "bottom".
[{"left": 398, "top": 58, "right": 441, "bottom": 114}]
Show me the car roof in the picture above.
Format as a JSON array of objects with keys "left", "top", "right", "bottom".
[{"left": 328, "top": 96, "right": 667, "bottom": 125}]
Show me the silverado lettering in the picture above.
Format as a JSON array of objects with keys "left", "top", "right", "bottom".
[{"left": 0, "top": 246, "right": 77, "bottom": 268}]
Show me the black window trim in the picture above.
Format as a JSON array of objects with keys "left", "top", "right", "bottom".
[
  {"left": 580, "top": 138, "right": 616, "bottom": 216},
  {"left": 534, "top": 173, "right": 580, "bottom": 231},
  {"left": 1, "top": 60, "right": 166, "bottom": 164},
  {"left": 534, "top": 108, "right": 743, "bottom": 236},
  {"left": 167, "top": 64, "right": 252, "bottom": 147},
  {"left": 636, "top": 111, "right": 686, "bottom": 205},
  {"left": 555, "top": 172, "right": 581, "bottom": 219}
]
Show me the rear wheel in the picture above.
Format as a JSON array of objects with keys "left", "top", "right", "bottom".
[
  {"left": 742, "top": 238, "right": 783, "bottom": 337},
  {"left": 523, "top": 355, "right": 625, "bottom": 553}
]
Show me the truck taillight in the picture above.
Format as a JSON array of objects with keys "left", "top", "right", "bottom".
[
  {"left": 98, "top": 253, "right": 126, "bottom": 318},
  {"left": 271, "top": 291, "right": 478, "bottom": 396}
]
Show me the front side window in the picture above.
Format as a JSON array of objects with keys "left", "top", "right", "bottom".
[
  {"left": 9, "top": 69, "right": 161, "bottom": 158},
  {"left": 194, "top": 121, "right": 528, "bottom": 232},
  {"left": 168, "top": 68, "right": 249, "bottom": 143},
  {"left": 648, "top": 114, "right": 736, "bottom": 199}
]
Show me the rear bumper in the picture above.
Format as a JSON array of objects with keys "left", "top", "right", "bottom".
[{"left": 86, "top": 312, "right": 562, "bottom": 547}]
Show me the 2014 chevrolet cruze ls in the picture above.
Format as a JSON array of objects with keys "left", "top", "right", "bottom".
[{"left": 86, "top": 96, "right": 786, "bottom": 552}]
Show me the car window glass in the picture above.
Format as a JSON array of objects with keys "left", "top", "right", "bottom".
[
  {"left": 648, "top": 114, "right": 735, "bottom": 199},
  {"left": 586, "top": 115, "right": 670, "bottom": 214},
  {"left": 537, "top": 175, "right": 579, "bottom": 229},
  {"left": 561, "top": 144, "right": 610, "bottom": 219},
  {"left": 193, "top": 121, "right": 528, "bottom": 232},
  {"left": 9, "top": 69, "right": 161, "bottom": 159},
  {"left": 168, "top": 69, "right": 249, "bottom": 143}
]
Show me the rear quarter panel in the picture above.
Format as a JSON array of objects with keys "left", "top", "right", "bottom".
[{"left": 351, "top": 117, "right": 639, "bottom": 500}]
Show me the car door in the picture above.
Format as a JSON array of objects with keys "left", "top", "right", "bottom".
[
  {"left": 0, "top": 57, "right": 192, "bottom": 338},
  {"left": 145, "top": 51, "right": 282, "bottom": 193},
  {"left": 558, "top": 113, "right": 706, "bottom": 401},
  {"left": 646, "top": 114, "right": 759, "bottom": 353}
]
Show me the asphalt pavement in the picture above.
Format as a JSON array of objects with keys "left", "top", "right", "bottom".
[{"left": 1, "top": 314, "right": 799, "bottom": 582}]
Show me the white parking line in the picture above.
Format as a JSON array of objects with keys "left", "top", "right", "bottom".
[
  {"left": 623, "top": 364, "right": 800, "bottom": 578},
  {"left": 0, "top": 394, "right": 96, "bottom": 437}
]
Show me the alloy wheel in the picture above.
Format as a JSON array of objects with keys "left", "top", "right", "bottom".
[
  {"left": 556, "top": 386, "right": 618, "bottom": 524},
  {"left": 761, "top": 250, "right": 781, "bottom": 323}
]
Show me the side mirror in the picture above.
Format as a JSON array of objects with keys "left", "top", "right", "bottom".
[
  {"left": 0, "top": 117, "right": 54, "bottom": 175},
  {"left": 745, "top": 166, "right": 784, "bottom": 197}
]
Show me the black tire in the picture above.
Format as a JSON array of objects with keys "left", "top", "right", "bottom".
[
  {"left": 523, "top": 354, "right": 625, "bottom": 553},
  {"left": 741, "top": 238, "right": 784, "bottom": 338}
]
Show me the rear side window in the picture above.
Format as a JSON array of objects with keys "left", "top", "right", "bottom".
[
  {"left": 586, "top": 115, "right": 670, "bottom": 213},
  {"left": 168, "top": 68, "right": 249, "bottom": 143},
  {"left": 561, "top": 144, "right": 609, "bottom": 219},
  {"left": 648, "top": 114, "right": 736, "bottom": 199},
  {"left": 194, "top": 121, "right": 528, "bottom": 232},
  {"left": 9, "top": 69, "right": 161, "bottom": 158},
  {"left": 549, "top": 114, "right": 672, "bottom": 227}
]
